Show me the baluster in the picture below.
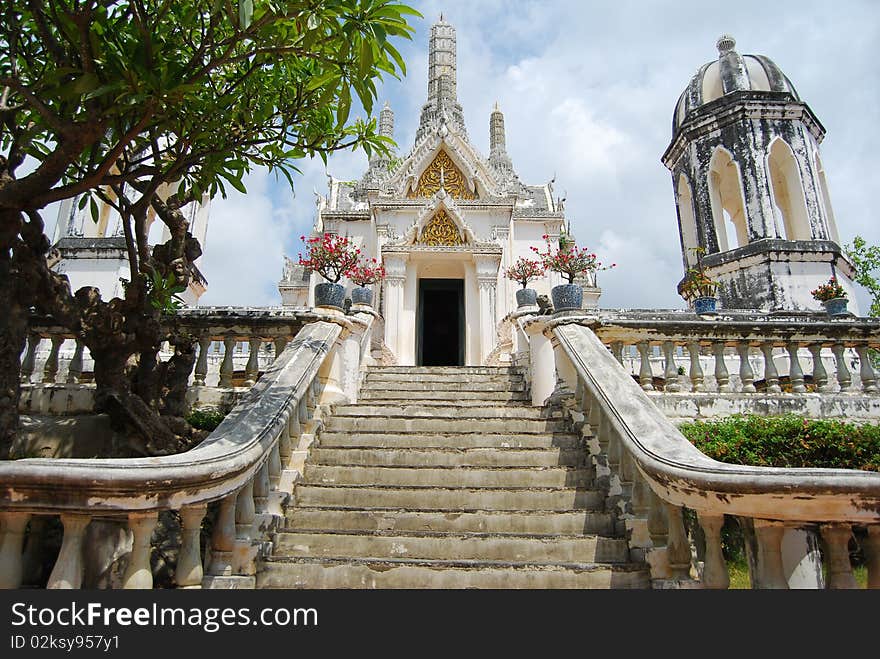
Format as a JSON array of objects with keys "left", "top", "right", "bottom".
[
  {"left": 832, "top": 342, "right": 854, "bottom": 392},
  {"left": 0, "top": 512, "right": 31, "bottom": 588},
  {"left": 864, "top": 526, "right": 880, "bottom": 589},
  {"left": 786, "top": 342, "right": 806, "bottom": 393},
  {"left": 235, "top": 481, "right": 255, "bottom": 536},
  {"left": 20, "top": 334, "right": 40, "bottom": 384},
  {"left": 663, "top": 341, "right": 681, "bottom": 392},
  {"left": 712, "top": 341, "right": 730, "bottom": 392},
  {"left": 618, "top": 450, "right": 635, "bottom": 500},
  {"left": 66, "top": 339, "right": 84, "bottom": 384},
  {"left": 760, "top": 342, "right": 781, "bottom": 393},
  {"left": 631, "top": 471, "right": 651, "bottom": 519},
  {"left": 687, "top": 341, "right": 704, "bottom": 392},
  {"left": 47, "top": 514, "right": 91, "bottom": 589},
  {"left": 274, "top": 337, "right": 288, "bottom": 362},
  {"left": 253, "top": 462, "right": 270, "bottom": 515},
  {"left": 697, "top": 512, "right": 730, "bottom": 589},
  {"left": 42, "top": 336, "right": 64, "bottom": 384},
  {"left": 268, "top": 444, "right": 282, "bottom": 487},
  {"left": 820, "top": 523, "right": 858, "bottom": 589},
  {"left": 647, "top": 489, "right": 668, "bottom": 547},
  {"left": 664, "top": 503, "right": 691, "bottom": 579},
  {"left": 298, "top": 396, "right": 309, "bottom": 427},
  {"left": 610, "top": 341, "right": 624, "bottom": 365},
  {"left": 218, "top": 336, "right": 236, "bottom": 388},
  {"left": 122, "top": 512, "right": 158, "bottom": 589},
  {"left": 637, "top": 341, "right": 654, "bottom": 391},
  {"left": 736, "top": 342, "right": 755, "bottom": 393},
  {"left": 808, "top": 344, "right": 830, "bottom": 392},
  {"left": 753, "top": 519, "right": 788, "bottom": 589},
  {"left": 244, "top": 337, "right": 262, "bottom": 387},
  {"left": 209, "top": 494, "right": 237, "bottom": 575},
  {"left": 193, "top": 335, "right": 211, "bottom": 386},
  {"left": 176, "top": 505, "right": 207, "bottom": 588},
  {"left": 855, "top": 346, "right": 878, "bottom": 393}
]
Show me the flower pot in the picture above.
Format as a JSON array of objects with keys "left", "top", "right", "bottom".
[
  {"left": 551, "top": 283, "right": 582, "bottom": 312},
  {"left": 822, "top": 297, "right": 849, "bottom": 317},
  {"left": 693, "top": 296, "right": 717, "bottom": 315},
  {"left": 516, "top": 288, "right": 538, "bottom": 308},
  {"left": 351, "top": 285, "right": 373, "bottom": 306},
  {"left": 314, "top": 282, "right": 346, "bottom": 310}
]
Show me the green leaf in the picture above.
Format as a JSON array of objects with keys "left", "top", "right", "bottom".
[{"left": 239, "top": 0, "right": 254, "bottom": 29}]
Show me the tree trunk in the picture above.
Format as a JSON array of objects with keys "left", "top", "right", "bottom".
[{"left": 0, "top": 274, "right": 26, "bottom": 460}]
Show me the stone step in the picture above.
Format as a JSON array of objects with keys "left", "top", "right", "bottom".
[
  {"left": 285, "top": 508, "right": 614, "bottom": 536},
  {"left": 294, "top": 485, "right": 605, "bottom": 511},
  {"left": 273, "top": 531, "right": 630, "bottom": 563},
  {"left": 330, "top": 405, "right": 548, "bottom": 420},
  {"left": 364, "top": 373, "right": 524, "bottom": 385},
  {"left": 308, "top": 447, "right": 587, "bottom": 468},
  {"left": 359, "top": 390, "right": 530, "bottom": 402},
  {"left": 361, "top": 380, "right": 527, "bottom": 393},
  {"left": 317, "top": 432, "right": 581, "bottom": 449},
  {"left": 323, "top": 417, "right": 566, "bottom": 434},
  {"left": 302, "top": 465, "right": 591, "bottom": 488},
  {"left": 368, "top": 367, "right": 523, "bottom": 376},
  {"left": 257, "top": 558, "right": 651, "bottom": 589}
]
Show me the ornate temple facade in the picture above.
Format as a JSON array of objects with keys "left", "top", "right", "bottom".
[{"left": 279, "top": 18, "right": 594, "bottom": 366}]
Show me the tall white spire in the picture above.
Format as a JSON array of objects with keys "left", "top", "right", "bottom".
[
  {"left": 427, "top": 16, "right": 457, "bottom": 102},
  {"left": 416, "top": 16, "right": 467, "bottom": 143}
]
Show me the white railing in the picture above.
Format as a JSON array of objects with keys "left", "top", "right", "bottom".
[
  {"left": 527, "top": 314, "right": 880, "bottom": 588},
  {"left": 0, "top": 312, "right": 373, "bottom": 589}
]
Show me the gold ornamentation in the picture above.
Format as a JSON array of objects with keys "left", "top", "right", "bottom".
[
  {"left": 419, "top": 209, "right": 464, "bottom": 246},
  {"left": 408, "top": 150, "right": 476, "bottom": 199}
]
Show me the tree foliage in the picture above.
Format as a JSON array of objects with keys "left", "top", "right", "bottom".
[
  {"left": 844, "top": 235, "right": 880, "bottom": 318},
  {"left": 0, "top": 0, "right": 421, "bottom": 457}
]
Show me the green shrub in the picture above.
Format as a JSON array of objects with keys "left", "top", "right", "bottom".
[
  {"left": 679, "top": 415, "right": 880, "bottom": 472},
  {"left": 186, "top": 409, "right": 227, "bottom": 432}
]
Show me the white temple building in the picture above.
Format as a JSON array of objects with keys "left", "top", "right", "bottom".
[{"left": 279, "top": 17, "right": 598, "bottom": 366}]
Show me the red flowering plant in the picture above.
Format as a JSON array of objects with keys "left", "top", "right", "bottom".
[
  {"left": 811, "top": 276, "right": 847, "bottom": 302},
  {"left": 298, "top": 233, "right": 360, "bottom": 283},
  {"left": 347, "top": 258, "right": 386, "bottom": 287},
  {"left": 505, "top": 257, "right": 546, "bottom": 289},
  {"left": 530, "top": 234, "right": 616, "bottom": 284}
]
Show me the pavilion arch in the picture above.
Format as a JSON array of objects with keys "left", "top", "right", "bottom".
[
  {"left": 767, "top": 137, "right": 811, "bottom": 241},
  {"left": 708, "top": 146, "right": 748, "bottom": 252},
  {"left": 814, "top": 151, "right": 839, "bottom": 243},
  {"left": 677, "top": 174, "right": 699, "bottom": 265}
]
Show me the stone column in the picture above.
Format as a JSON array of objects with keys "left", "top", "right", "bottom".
[
  {"left": 193, "top": 335, "right": 211, "bottom": 386},
  {"left": 0, "top": 512, "right": 31, "bottom": 589},
  {"left": 47, "top": 514, "right": 91, "bottom": 589},
  {"left": 474, "top": 253, "right": 501, "bottom": 365},
  {"left": 382, "top": 255, "right": 408, "bottom": 363}
]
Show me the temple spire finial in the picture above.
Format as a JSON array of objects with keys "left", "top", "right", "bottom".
[{"left": 490, "top": 102, "right": 506, "bottom": 156}]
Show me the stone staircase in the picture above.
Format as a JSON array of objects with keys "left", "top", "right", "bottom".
[{"left": 257, "top": 366, "right": 650, "bottom": 588}]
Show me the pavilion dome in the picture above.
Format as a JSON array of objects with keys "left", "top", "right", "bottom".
[{"left": 672, "top": 35, "right": 800, "bottom": 135}]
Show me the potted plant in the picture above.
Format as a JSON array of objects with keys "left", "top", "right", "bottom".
[
  {"left": 811, "top": 276, "right": 849, "bottom": 316},
  {"left": 505, "top": 257, "right": 546, "bottom": 308},
  {"left": 531, "top": 234, "right": 615, "bottom": 312},
  {"left": 679, "top": 247, "right": 720, "bottom": 314},
  {"left": 298, "top": 233, "right": 361, "bottom": 310},
  {"left": 346, "top": 258, "right": 386, "bottom": 307}
]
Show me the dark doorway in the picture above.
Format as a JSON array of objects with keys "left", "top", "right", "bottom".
[{"left": 417, "top": 279, "right": 465, "bottom": 366}]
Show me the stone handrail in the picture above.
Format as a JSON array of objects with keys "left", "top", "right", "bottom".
[
  {"left": 0, "top": 313, "right": 370, "bottom": 589},
  {"left": 589, "top": 309, "right": 880, "bottom": 394},
  {"left": 546, "top": 317, "right": 880, "bottom": 588}
]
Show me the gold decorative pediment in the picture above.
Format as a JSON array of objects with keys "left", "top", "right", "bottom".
[
  {"left": 408, "top": 150, "right": 476, "bottom": 200},
  {"left": 419, "top": 209, "right": 464, "bottom": 246}
]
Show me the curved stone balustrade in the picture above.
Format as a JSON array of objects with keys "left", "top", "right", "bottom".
[
  {"left": 540, "top": 316, "right": 880, "bottom": 589},
  {"left": 18, "top": 308, "right": 346, "bottom": 415},
  {"left": 0, "top": 312, "right": 374, "bottom": 589}
]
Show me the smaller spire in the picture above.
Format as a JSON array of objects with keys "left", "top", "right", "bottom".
[
  {"left": 493, "top": 100, "right": 500, "bottom": 112},
  {"left": 716, "top": 34, "right": 736, "bottom": 55},
  {"left": 379, "top": 101, "right": 394, "bottom": 138},
  {"left": 490, "top": 103, "right": 506, "bottom": 155}
]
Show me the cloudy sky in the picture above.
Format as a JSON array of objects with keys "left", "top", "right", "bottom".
[{"left": 193, "top": 0, "right": 880, "bottom": 311}]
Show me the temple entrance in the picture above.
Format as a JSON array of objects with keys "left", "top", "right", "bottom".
[{"left": 417, "top": 278, "right": 465, "bottom": 366}]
